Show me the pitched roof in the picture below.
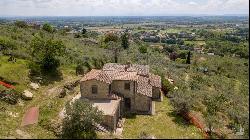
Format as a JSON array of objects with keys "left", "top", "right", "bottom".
[
  {"left": 137, "top": 76, "right": 152, "bottom": 97},
  {"left": 149, "top": 73, "right": 162, "bottom": 88},
  {"left": 80, "top": 63, "right": 161, "bottom": 97},
  {"left": 103, "top": 63, "right": 150, "bottom": 76},
  {"left": 127, "top": 64, "right": 150, "bottom": 76},
  {"left": 80, "top": 69, "right": 112, "bottom": 84},
  {"left": 103, "top": 63, "right": 126, "bottom": 72}
]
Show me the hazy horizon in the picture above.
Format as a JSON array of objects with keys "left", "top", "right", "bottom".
[{"left": 0, "top": 0, "right": 249, "bottom": 17}]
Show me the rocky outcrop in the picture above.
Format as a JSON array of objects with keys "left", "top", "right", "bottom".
[
  {"left": 22, "top": 90, "right": 33, "bottom": 100},
  {"left": 59, "top": 88, "right": 67, "bottom": 98},
  {"left": 64, "top": 80, "right": 80, "bottom": 91},
  {"left": 58, "top": 80, "right": 80, "bottom": 98},
  {"left": 30, "top": 83, "right": 39, "bottom": 90}
]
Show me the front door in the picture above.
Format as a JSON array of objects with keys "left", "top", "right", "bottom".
[{"left": 124, "top": 98, "right": 131, "bottom": 110}]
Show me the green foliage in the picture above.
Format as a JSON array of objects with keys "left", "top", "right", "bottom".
[
  {"left": 177, "top": 50, "right": 189, "bottom": 59},
  {"left": 42, "top": 23, "right": 54, "bottom": 33},
  {"left": 104, "top": 33, "right": 119, "bottom": 43},
  {"left": 121, "top": 32, "right": 129, "bottom": 49},
  {"left": 14, "top": 20, "right": 28, "bottom": 28},
  {"left": 61, "top": 99, "right": 103, "bottom": 139},
  {"left": 76, "top": 64, "right": 84, "bottom": 75},
  {"left": 169, "top": 88, "right": 193, "bottom": 115},
  {"left": 163, "top": 45, "right": 178, "bottom": 53},
  {"left": 161, "top": 75, "right": 174, "bottom": 95},
  {"left": 30, "top": 34, "right": 66, "bottom": 73},
  {"left": 175, "top": 58, "right": 186, "bottom": 64},
  {"left": 139, "top": 45, "right": 147, "bottom": 54},
  {"left": 0, "top": 36, "right": 16, "bottom": 54},
  {"left": 203, "top": 93, "right": 228, "bottom": 137},
  {"left": 82, "top": 28, "right": 87, "bottom": 35}
]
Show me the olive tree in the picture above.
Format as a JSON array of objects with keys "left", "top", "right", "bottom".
[
  {"left": 30, "top": 34, "right": 66, "bottom": 73},
  {"left": 61, "top": 99, "right": 103, "bottom": 139}
]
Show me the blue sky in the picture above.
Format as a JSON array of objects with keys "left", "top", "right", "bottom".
[{"left": 0, "top": 0, "right": 249, "bottom": 16}]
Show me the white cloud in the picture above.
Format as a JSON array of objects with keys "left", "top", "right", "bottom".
[{"left": 0, "top": 0, "right": 248, "bottom": 16}]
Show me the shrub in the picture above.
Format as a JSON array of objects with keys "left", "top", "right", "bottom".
[
  {"left": 30, "top": 34, "right": 66, "bottom": 73},
  {"left": 139, "top": 45, "right": 147, "bottom": 54},
  {"left": 76, "top": 64, "right": 84, "bottom": 75},
  {"left": 176, "top": 58, "right": 186, "bottom": 64},
  {"left": 161, "top": 75, "right": 174, "bottom": 95},
  {"left": 170, "top": 89, "right": 193, "bottom": 115},
  {"left": 42, "top": 23, "right": 53, "bottom": 33},
  {"left": 14, "top": 20, "right": 28, "bottom": 28},
  {"left": 104, "top": 33, "right": 119, "bottom": 43},
  {"left": 61, "top": 99, "right": 103, "bottom": 139},
  {"left": 121, "top": 32, "right": 129, "bottom": 49}
]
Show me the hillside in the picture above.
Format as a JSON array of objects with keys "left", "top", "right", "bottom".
[{"left": 0, "top": 23, "right": 249, "bottom": 139}]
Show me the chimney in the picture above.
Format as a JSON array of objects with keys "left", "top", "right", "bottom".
[{"left": 125, "top": 61, "right": 131, "bottom": 71}]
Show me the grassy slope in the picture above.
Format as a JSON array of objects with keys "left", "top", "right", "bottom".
[
  {"left": 0, "top": 56, "right": 30, "bottom": 92},
  {"left": 0, "top": 56, "right": 80, "bottom": 138},
  {"left": 122, "top": 97, "right": 203, "bottom": 139}
]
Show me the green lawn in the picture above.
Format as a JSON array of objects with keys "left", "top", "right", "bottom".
[{"left": 122, "top": 97, "right": 203, "bottom": 139}]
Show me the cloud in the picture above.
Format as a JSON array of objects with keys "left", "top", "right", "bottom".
[
  {"left": 188, "top": 1, "right": 198, "bottom": 6},
  {"left": 0, "top": 0, "right": 249, "bottom": 16}
]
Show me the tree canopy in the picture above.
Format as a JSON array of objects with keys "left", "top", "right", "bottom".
[
  {"left": 61, "top": 99, "right": 103, "bottom": 139},
  {"left": 30, "top": 33, "right": 65, "bottom": 72},
  {"left": 42, "top": 23, "right": 54, "bottom": 33}
]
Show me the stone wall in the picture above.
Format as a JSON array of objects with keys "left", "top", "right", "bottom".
[
  {"left": 101, "top": 108, "right": 120, "bottom": 131},
  {"left": 134, "top": 93, "right": 152, "bottom": 114},
  {"left": 80, "top": 80, "right": 110, "bottom": 99},
  {"left": 152, "top": 87, "right": 161, "bottom": 101},
  {"left": 111, "top": 80, "right": 136, "bottom": 111},
  {"left": 80, "top": 79, "right": 155, "bottom": 116},
  {"left": 112, "top": 80, "right": 153, "bottom": 114}
]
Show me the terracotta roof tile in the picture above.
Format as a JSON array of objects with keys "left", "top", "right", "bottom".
[
  {"left": 127, "top": 64, "right": 149, "bottom": 76},
  {"left": 149, "top": 73, "right": 162, "bottom": 88},
  {"left": 103, "top": 63, "right": 126, "bottom": 71},
  {"left": 80, "top": 69, "right": 112, "bottom": 84},
  {"left": 81, "top": 63, "right": 161, "bottom": 98},
  {"left": 137, "top": 76, "right": 152, "bottom": 97}
]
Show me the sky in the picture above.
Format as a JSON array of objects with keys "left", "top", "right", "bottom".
[{"left": 0, "top": 0, "right": 249, "bottom": 16}]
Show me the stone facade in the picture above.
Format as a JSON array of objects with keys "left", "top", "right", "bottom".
[
  {"left": 80, "top": 80, "right": 154, "bottom": 115},
  {"left": 80, "top": 63, "right": 162, "bottom": 131},
  {"left": 80, "top": 80, "right": 110, "bottom": 100}
]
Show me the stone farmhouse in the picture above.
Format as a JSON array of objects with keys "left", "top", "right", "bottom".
[{"left": 80, "top": 63, "right": 162, "bottom": 131}]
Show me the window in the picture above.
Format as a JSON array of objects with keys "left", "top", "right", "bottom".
[
  {"left": 92, "top": 85, "right": 98, "bottom": 94},
  {"left": 124, "top": 82, "right": 130, "bottom": 90}
]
